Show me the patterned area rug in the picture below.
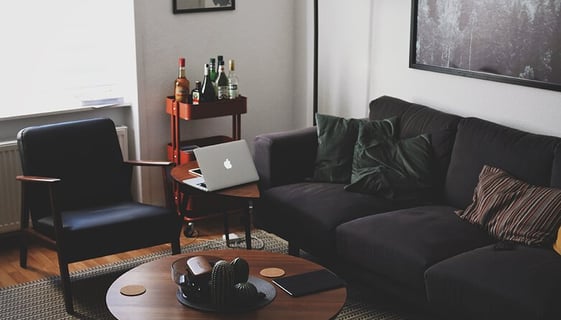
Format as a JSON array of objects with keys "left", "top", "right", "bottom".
[{"left": 0, "top": 230, "right": 425, "bottom": 320}]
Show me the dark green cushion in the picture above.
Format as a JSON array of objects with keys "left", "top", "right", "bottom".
[
  {"left": 312, "top": 114, "right": 367, "bottom": 183},
  {"left": 345, "top": 120, "right": 433, "bottom": 201}
]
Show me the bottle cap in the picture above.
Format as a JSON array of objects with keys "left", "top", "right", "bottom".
[
  {"left": 210, "top": 58, "right": 216, "bottom": 63},
  {"left": 179, "top": 57, "right": 185, "bottom": 67}
]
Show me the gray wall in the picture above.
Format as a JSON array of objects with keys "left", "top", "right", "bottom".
[{"left": 134, "top": 0, "right": 311, "bottom": 203}]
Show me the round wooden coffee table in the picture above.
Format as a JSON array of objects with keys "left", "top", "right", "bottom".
[{"left": 106, "top": 249, "right": 347, "bottom": 319}]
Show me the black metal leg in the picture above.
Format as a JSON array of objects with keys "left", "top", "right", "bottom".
[
  {"left": 244, "top": 200, "right": 253, "bottom": 249},
  {"left": 288, "top": 242, "right": 300, "bottom": 256},
  {"left": 223, "top": 211, "right": 230, "bottom": 246}
]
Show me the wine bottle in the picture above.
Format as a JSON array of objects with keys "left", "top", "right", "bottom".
[
  {"left": 174, "top": 57, "right": 190, "bottom": 103},
  {"left": 201, "top": 64, "right": 216, "bottom": 102},
  {"left": 191, "top": 81, "right": 201, "bottom": 105},
  {"left": 216, "top": 60, "right": 229, "bottom": 100},
  {"left": 228, "top": 59, "right": 239, "bottom": 99}
]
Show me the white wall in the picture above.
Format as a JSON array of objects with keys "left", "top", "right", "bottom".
[
  {"left": 134, "top": 0, "right": 310, "bottom": 203},
  {"left": 368, "top": 1, "right": 561, "bottom": 138},
  {"left": 317, "top": 0, "right": 373, "bottom": 118},
  {"left": 316, "top": 1, "right": 561, "bottom": 138}
]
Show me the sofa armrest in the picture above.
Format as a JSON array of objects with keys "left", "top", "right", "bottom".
[{"left": 253, "top": 127, "right": 318, "bottom": 190}]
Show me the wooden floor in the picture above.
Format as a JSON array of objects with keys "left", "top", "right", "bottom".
[{"left": 0, "top": 215, "right": 246, "bottom": 288}]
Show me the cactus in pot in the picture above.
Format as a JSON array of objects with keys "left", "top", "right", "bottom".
[
  {"left": 230, "top": 257, "right": 250, "bottom": 283},
  {"left": 209, "top": 260, "right": 235, "bottom": 307}
]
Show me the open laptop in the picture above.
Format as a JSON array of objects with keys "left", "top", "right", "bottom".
[{"left": 183, "top": 139, "right": 259, "bottom": 192}]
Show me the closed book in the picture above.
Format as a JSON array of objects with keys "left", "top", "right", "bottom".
[{"left": 272, "top": 269, "right": 346, "bottom": 297}]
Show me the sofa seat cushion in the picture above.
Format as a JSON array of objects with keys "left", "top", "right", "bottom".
[
  {"left": 425, "top": 245, "right": 561, "bottom": 320},
  {"left": 254, "top": 182, "right": 402, "bottom": 257},
  {"left": 335, "top": 206, "right": 494, "bottom": 291}
]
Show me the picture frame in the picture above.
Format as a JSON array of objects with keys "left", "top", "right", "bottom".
[
  {"left": 409, "top": 0, "right": 561, "bottom": 92},
  {"left": 173, "top": 0, "right": 235, "bottom": 14}
]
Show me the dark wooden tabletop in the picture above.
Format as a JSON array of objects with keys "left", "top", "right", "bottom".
[
  {"left": 106, "top": 249, "right": 347, "bottom": 319},
  {"left": 171, "top": 161, "right": 260, "bottom": 199}
]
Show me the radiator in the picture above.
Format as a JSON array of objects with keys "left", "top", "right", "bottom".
[{"left": 0, "top": 125, "right": 128, "bottom": 234}]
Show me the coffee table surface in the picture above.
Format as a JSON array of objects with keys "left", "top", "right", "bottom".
[{"left": 106, "top": 249, "right": 347, "bottom": 319}]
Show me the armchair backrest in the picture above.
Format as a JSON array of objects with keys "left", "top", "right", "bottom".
[{"left": 17, "top": 118, "right": 132, "bottom": 220}]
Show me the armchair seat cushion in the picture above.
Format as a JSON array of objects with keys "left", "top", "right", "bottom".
[
  {"left": 425, "top": 245, "right": 561, "bottom": 320},
  {"left": 34, "top": 202, "right": 179, "bottom": 261}
]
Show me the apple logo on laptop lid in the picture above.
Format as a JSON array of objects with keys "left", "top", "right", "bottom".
[{"left": 224, "top": 158, "right": 232, "bottom": 170}]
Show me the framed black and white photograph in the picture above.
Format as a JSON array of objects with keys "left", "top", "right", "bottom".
[
  {"left": 173, "top": 0, "right": 235, "bottom": 14},
  {"left": 409, "top": 0, "right": 561, "bottom": 92}
]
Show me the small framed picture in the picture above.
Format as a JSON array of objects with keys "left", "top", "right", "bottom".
[{"left": 173, "top": 0, "right": 235, "bottom": 14}]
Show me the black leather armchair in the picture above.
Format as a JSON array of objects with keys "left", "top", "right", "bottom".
[{"left": 16, "top": 118, "right": 182, "bottom": 313}]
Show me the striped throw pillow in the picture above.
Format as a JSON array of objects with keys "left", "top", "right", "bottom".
[{"left": 456, "top": 165, "right": 561, "bottom": 246}]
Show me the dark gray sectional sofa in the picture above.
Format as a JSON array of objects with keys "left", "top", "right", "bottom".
[{"left": 253, "top": 95, "right": 561, "bottom": 320}]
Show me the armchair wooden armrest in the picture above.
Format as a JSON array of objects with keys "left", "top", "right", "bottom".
[
  {"left": 125, "top": 160, "right": 174, "bottom": 167},
  {"left": 16, "top": 175, "right": 61, "bottom": 183},
  {"left": 124, "top": 160, "right": 176, "bottom": 209}
]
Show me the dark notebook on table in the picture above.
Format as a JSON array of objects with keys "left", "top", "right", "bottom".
[{"left": 272, "top": 269, "right": 346, "bottom": 297}]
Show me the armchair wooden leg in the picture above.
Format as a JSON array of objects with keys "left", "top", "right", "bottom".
[
  {"left": 19, "top": 232, "right": 28, "bottom": 268},
  {"left": 171, "top": 239, "right": 180, "bottom": 254},
  {"left": 57, "top": 258, "right": 74, "bottom": 314}
]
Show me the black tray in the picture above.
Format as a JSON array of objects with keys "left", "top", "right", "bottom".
[{"left": 176, "top": 275, "right": 276, "bottom": 313}]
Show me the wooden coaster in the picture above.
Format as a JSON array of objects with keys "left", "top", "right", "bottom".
[
  {"left": 120, "top": 284, "right": 146, "bottom": 296},
  {"left": 260, "top": 267, "right": 285, "bottom": 278}
]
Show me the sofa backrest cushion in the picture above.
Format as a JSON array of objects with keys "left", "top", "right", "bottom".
[
  {"left": 369, "top": 96, "right": 462, "bottom": 199},
  {"left": 369, "top": 95, "right": 413, "bottom": 121},
  {"left": 445, "top": 117, "right": 560, "bottom": 209}
]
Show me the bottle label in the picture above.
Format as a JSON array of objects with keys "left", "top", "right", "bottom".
[
  {"left": 228, "top": 84, "right": 238, "bottom": 99},
  {"left": 175, "top": 87, "right": 188, "bottom": 103},
  {"left": 217, "top": 86, "right": 229, "bottom": 100},
  {"left": 192, "top": 91, "right": 200, "bottom": 105}
]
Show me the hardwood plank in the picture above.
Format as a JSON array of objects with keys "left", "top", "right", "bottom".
[{"left": 0, "top": 216, "right": 243, "bottom": 287}]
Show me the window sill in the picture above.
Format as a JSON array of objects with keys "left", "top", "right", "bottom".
[{"left": 0, "top": 103, "right": 131, "bottom": 121}]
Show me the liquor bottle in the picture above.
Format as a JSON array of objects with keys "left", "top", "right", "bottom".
[
  {"left": 209, "top": 58, "right": 217, "bottom": 83},
  {"left": 201, "top": 64, "right": 216, "bottom": 102},
  {"left": 191, "top": 81, "right": 201, "bottom": 105},
  {"left": 227, "top": 59, "right": 239, "bottom": 99},
  {"left": 174, "top": 57, "right": 190, "bottom": 103},
  {"left": 215, "top": 60, "right": 229, "bottom": 100}
]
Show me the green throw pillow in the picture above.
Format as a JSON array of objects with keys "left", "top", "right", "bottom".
[
  {"left": 344, "top": 120, "right": 433, "bottom": 201},
  {"left": 312, "top": 114, "right": 366, "bottom": 183}
]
